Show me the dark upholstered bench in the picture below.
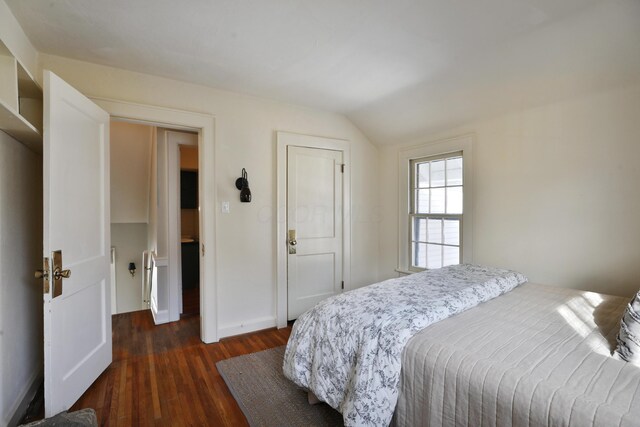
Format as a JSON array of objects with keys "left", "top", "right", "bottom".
[{"left": 20, "top": 409, "right": 97, "bottom": 427}]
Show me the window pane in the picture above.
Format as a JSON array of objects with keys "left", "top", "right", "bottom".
[
  {"left": 446, "top": 157, "right": 463, "bottom": 186},
  {"left": 443, "top": 245, "right": 460, "bottom": 266},
  {"left": 430, "top": 160, "right": 445, "bottom": 187},
  {"left": 427, "top": 219, "right": 442, "bottom": 243},
  {"left": 409, "top": 152, "right": 465, "bottom": 272},
  {"left": 427, "top": 244, "right": 442, "bottom": 269},
  {"left": 446, "top": 187, "right": 463, "bottom": 214},
  {"left": 416, "top": 189, "right": 429, "bottom": 213},
  {"left": 413, "top": 242, "right": 427, "bottom": 268},
  {"left": 443, "top": 219, "right": 460, "bottom": 245},
  {"left": 413, "top": 217, "right": 427, "bottom": 242},
  {"left": 430, "top": 187, "right": 445, "bottom": 213},
  {"left": 417, "top": 162, "right": 429, "bottom": 188}
]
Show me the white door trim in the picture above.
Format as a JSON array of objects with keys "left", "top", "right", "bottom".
[
  {"left": 276, "top": 131, "right": 351, "bottom": 328},
  {"left": 92, "top": 97, "right": 218, "bottom": 343}
]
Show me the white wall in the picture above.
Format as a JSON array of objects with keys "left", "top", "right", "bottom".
[
  {"left": 379, "top": 83, "right": 640, "bottom": 297},
  {"left": 37, "top": 54, "right": 381, "bottom": 337},
  {"left": 111, "top": 224, "right": 147, "bottom": 314},
  {"left": 0, "top": 4, "right": 41, "bottom": 425},
  {"left": 110, "top": 121, "right": 153, "bottom": 223},
  {"left": 109, "top": 121, "right": 154, "bottom": 315},
  {"left": 0, "top": 131, "right": 42, "bottom": 427}
]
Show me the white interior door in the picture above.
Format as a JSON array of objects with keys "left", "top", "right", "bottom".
[
  {"left": 287, "top": 146, "right": 343, "bottom": 320},
  {"left": 42, "top": 70, "right": 111, "bottom": 416}
]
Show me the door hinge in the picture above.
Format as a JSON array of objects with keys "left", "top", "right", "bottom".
[
  {"left": 201, "top": 244, "right": 205, "bottom": 256},
  {"left": 341, "top": 280, "right": 344, "bottom": 290},
  {"left": 340, "top": 164, "right": 344, "bottom": 173}
]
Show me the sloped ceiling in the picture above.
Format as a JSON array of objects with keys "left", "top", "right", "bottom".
[{"left": 6, "top": 0, "right": 640, "bottom": 144}]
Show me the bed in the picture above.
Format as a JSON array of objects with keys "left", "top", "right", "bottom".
[
  {"left": 283, "top": 265, "right": 640, "bottom": 427},
  {"left": 394, "top": 282, "right": 640, "bottom": 426}
]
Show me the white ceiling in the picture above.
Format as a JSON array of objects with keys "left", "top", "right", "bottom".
[{"left": 6, "top": 0, "right": 640, "bottom": 144}]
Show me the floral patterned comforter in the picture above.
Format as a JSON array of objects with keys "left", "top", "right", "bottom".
[{"left": 283, "top": 264, "right": 527, "bottom": 426}]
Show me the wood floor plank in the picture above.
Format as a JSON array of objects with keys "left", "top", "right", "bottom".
[
  {"left": 194, "top": 352, "right": 229, "bottom": 426},
  {"left": 115, "top": 359, "right": 126, "bottom": 422},
  {"left": 146, "top": 334, "right": 162, "bottom": 420},
  {"left": 70, "top": 310, "right": 291, "bottom": 426}
]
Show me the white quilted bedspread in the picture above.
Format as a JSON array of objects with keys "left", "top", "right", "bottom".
[{"left": 393, "top": 283, "right": 640, "bottom": 427}]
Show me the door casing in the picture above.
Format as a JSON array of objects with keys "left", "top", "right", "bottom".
[
  {"left": 92, "top": 97, "right": 218, "bottom": 343},
  {"left": 275, "top": 131, "right": 351, "bottom": 328}
]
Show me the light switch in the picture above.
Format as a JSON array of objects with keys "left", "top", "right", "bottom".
[{"left": 221, "top": 201, "right": 230, "bottom": 213}]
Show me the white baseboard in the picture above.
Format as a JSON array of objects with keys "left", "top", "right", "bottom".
[
  {"left": 150, "top": 298, "right": 169, "bottom": 324},
  {"left": 151, "top": 308, "right": 169, "bottom": 324},
  {"left": 218, "top": 316, "right": 276, "bottom": 339},
  {"left": 6, "top": 369, "right": 42, "bottom": 427}
]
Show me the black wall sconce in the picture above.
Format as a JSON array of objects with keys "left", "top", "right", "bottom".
[
  {"left": 128, "top": 262, "right": 136, "bottom": 278},
  {"left": 235, "top": 168, "right": 252, "bottom": 202}
]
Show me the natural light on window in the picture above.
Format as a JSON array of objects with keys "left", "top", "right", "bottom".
[{"left": 410, "top": 153, "right": 463, "bottom": 270}]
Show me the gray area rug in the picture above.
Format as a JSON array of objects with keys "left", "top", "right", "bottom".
[{"left": 217, "top": 346, "right": 344, "bottom": 427}]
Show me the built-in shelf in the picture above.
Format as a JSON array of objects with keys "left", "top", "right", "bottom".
[
  {"left": 0, "top": 39, "right": 42, "bottom": 152},
  {"left": 0, "top": 97, "right": 42, "bottom": 152}
]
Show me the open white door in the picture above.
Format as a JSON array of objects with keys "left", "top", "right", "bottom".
[
  {"left": 287, "top": 146, "right": 343, "bottom": 320},
  {"left": 42, "top": 70, "right": 111, "bottom": 416}
]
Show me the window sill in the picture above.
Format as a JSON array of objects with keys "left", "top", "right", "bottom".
[{"left": 394, "top": 268, "right": 416, "bottom": 276}]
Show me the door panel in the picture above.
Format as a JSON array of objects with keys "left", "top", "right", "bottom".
[
  {"left": 43, "top": 70, "right": 111, "bottom": 416},
  {"left": 293, "top": 153, "right": 336, "bottom": 239},
  {"left": 49, "top": 101, "right": 105, "bottom": 262},
  {"left": 58, "top": 279, "right": 107, "bottom": 378},
  {"left": 287, "top": 146, "right": 343, "bottom": 320},
  {"left": 295, "top": 253, "right": 336, "bottom": 296}
]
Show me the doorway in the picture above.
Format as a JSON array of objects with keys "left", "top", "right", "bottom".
[
  {"left": 275, "top": 131, "right": 351, "bottom": 327},
  {"left": 178, "top": 137, "right": 200, "bottom": 317},
  {"left": 108, "top": 122, "right": 203, "bottom": 328}
]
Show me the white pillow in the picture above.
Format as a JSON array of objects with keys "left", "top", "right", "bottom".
[{"left": 615, "top": 291, "right": 640, "bottom": 365}]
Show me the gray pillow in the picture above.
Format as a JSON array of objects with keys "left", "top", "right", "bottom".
[{"left": 615, "top": 291, "right": 640, "bottom": 365}]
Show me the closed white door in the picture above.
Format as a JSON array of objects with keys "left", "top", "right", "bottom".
[
  {"left": 42, "top": 70, "right": 112, "bottom": 416},
  {"left": 287, "top": 146, "right": 343, "bottom": 320}
]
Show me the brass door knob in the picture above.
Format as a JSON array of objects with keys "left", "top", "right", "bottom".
[
  {"left": 35, "top": 269, "right": 49, "bottom": 280},
  {"left": 53, "top": 268, "right": 71, "bottom": 281}
]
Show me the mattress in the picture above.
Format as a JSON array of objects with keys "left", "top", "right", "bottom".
[{"left": 393, "top": 283, "right": 640, "bottom": 427}]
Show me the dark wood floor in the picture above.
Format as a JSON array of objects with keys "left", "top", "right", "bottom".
[
  {"left": 182, "top": 287, "right": 200, "bottom": 317},
  {"left": 70, "top": 310, "right": 292, "bottom": 426}
]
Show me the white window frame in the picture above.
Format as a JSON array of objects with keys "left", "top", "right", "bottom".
[
  {"left": 409, "top": 152, "right": 463, "bottom": 271},
  {"left": 397, "top": 134, "right": 474, "bottom": 274}
]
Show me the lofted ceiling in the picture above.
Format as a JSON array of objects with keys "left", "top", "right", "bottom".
[{"left": 6, "top": 0, "right": 640, "bottom": 145}]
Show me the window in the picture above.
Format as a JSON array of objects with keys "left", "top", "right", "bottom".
[
  {"left": 397, "top": 135, "right": 473, "bottom": 274},
  {"left": 409, "top": 153, "right": 463, "bottom": 270}
]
